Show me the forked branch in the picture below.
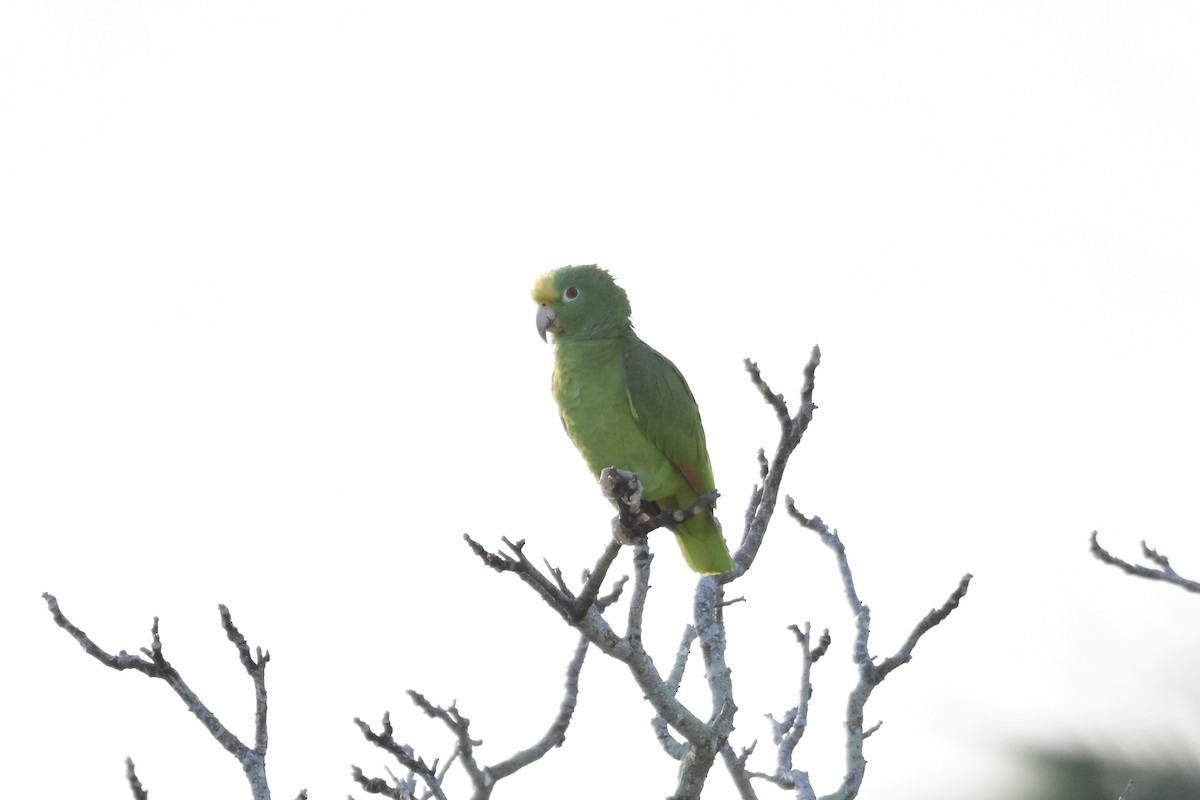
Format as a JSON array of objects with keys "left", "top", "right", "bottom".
[
  {"left": 1090, "top": 531, "right": 1200, "bottom": 594},
  {"left": 729, "top": 345, "right": 822, "bottom": 580},
  {"left": 772, "top": 506, "right": 972, "bottom": 800},
  {"left": 42, "top": 593, "right": 283, "bottom": 800},
  {"left": 353, "top": 584, "right": 625, "bottom": 800}
]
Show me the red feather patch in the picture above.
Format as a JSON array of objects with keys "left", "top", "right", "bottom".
[{"left": 677, "top": 464, "right": 703, "bottom": 492}]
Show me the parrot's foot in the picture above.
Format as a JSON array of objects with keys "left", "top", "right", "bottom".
[
  {"left": 599, "top": 467, "right": 643, "bottom": 511},
  {"left": 601, "top": 467, "right": 651, "bottom": 546},
  {"left": 609, "top": 502, "right": 662, "bottom": 544}
]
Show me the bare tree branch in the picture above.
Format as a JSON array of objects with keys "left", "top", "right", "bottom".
[
  {"left": 466, "top": 535, "right": 719, "bottom": 736},
  {"left": 720, "top": 741, "right": 761, "bottom": 800},
  {"left": 874, "top": 573, "right": 973, "bottom": 682},
  {"left": 355, "top": 624, "right": 603, "bottom": 800},
  {"left": 465, "top": 535, "right": 726, "bottom": 799},
  {"left": 727, "top": 345, "right": 822, "bottom": 580},
  {"left": 781, "top": 506, "right": 972, "bottom": 800},
  {"left": 489, "top": 635, "right": 589, "bottom": 780},
  {"left": 651, "top": 625, "right": 697, "bottom": 760},
  {"left": 43, "top": 593, "right": 277, "bottom": 800},
  {"left": 675, "top": 575, "right": 740, "bottom": 798},
  {"left": 408, "top": 694, "right": 488, "bottom": 794},
  {"left": 218, "top": 604, "right": 272, "bottom": 762},
  {"left": 574, "top": 539, "right": 623, "bottom": 616},
  {"left": 1090, "top": 531, "right": 1200, "bottom": 594},
  {"left": 626, "top": 539, "right": 654, "bottom": 643},
  {"left": 350, "top": 764, "right": 435, "bottom": 800},
  {"left": 353, "top": 712, "right": 451, "bottom": 800},
  {"left": 125, "top": 757, "right": 148, "bottom": 800},
  {"left": 764, "top": 621, "right": 828, "bottom": 788}
]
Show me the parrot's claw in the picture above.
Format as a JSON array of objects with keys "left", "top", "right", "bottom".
[
  {"left": 599, "top": 467, "right": 643, "bottom": 511},
  {"left": 601, "top": 467, "right": 647, "bottom": 545}
]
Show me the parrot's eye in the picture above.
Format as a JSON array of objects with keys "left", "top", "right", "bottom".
[{"left": 564, "top": 287, "right": 580, "bottom": 301}]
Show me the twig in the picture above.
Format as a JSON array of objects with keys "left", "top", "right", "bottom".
[
  {"left": 651, "top": 625, "right": 697, "bottom": 760},
  {"left": 1090, "top": 531, "right": 1200, "bottom": 594},
  {"left": 352, "top": 713, "right": 449, "bottom": 800},
  {"left": 627, "top": 539, "right": 653, "bottom": 643},
  {"left": 728, "top": 346, "right": 821, "bottom": 581},
  {"left": 874, "top": 573, "right": 973, "bottom": 682},
  {"left": 720, "top": 741, "right": 761, "bottom": 800},
  {"left": 744, "top": 359, "right": 792, "bottom": 427},
  {"left": 407, "top": 693, "right": 488, "bottom": 796},
  {"left": 219, "top": 604, "right": 271, "bottom": 759},
  {"left": 489, "top": 634, "right": 591, "bottom": 780},
  {"left": 125, "top": 758, "right": 149, "bottom": 800},
  {"left": 765, "top": 621, "right": 826, "bottom": 786},
  {"left": 574, "top": 539, "right": 624, "bottom": 617}
]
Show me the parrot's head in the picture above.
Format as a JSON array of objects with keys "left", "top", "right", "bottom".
[{"left": 532, "top": 265, "right": 633, "bottom": 342}]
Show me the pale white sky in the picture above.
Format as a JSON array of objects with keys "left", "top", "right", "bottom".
[{"left": 4, "top": 3, "right": 1200, "bottom": 799}]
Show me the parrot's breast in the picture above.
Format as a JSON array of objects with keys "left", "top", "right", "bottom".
[{"left": 552, "top": 339, "right": 683, "bottom": 501}]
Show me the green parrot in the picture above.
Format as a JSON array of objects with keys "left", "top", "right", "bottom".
[{"left": 532, "top": 265, "right": 735, "bottom": 574}]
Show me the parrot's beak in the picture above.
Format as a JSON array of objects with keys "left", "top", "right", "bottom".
[{"left": 536, "top": 304, "right": 559, "bottom": 342}]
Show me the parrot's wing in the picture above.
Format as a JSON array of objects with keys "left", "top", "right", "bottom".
[{"left": 622, "top": 339, "right": 716, "bottom": 495}]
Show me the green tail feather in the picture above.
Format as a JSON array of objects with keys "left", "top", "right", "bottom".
[{"left": 674, "top": 511, "right": 735, "bottom": 574}]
